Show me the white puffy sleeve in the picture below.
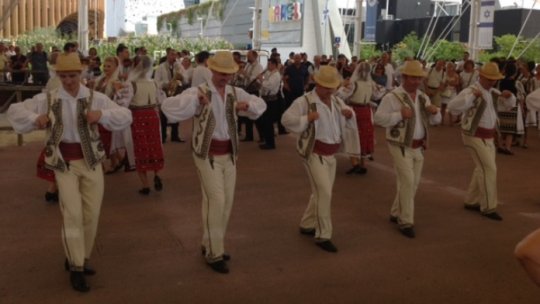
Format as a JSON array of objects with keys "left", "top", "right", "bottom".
[
  {"left": 6, "top": 93, "right": 48, "bottom": 134},
  {"left": 281, "top": 96, "right": 310, "bottom": 134},
  {"left": 161, "top": 87, "right": 201, "bottom": 123},
  {"left": 93, "top": 92, "right": 133, "bottom": 131},
  {"left": 234, "top": 87, "right": 267, "bottom": 120}
]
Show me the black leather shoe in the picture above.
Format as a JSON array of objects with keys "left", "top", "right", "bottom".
[
  {"left": 154, "top": 176, "right": 163, "bottom": 191},
  {"left": 299, "top": 227, "right": 316, "bottom": 236},
  {"left": 241, "top": 138, "right": 254, "bottom": 142},
  {"left": 207, "top": 260, "right": 229, "bottom": 274},
  {"left": 201, "top": 247, "right": 231, "bottom": 261},
  {"left": 64, "top": 259, "right": 96, "bottom": 276},
  {"left": 259, "top": 144, "right": 275, "bottom": 150},
  {"left": 464, "top": 204, "right": 481, "bottom": 212},
  {"left": 138, "top": 188, "right": 150, "bottom": 195},
  {"left": 389, "top": 216, "right": 398, "bottom": 223},
  {"left": 171, "top": 137, "right": 185, "bottom": 143},
  {"left": 316, "top": 240, "right": 338, "bottom": 253},
  {"left": 70, "top": 271, "right": 90, "bottom": 292},
  {"left": 346, "top": 165, "right": 360, "bottom": 175},
  {"left": 483, "top": 212, "right": 503, "bottom": 221},
  {"left": 399, "top": 227, "right": 416, "bottom": 238},
  {"left": 355, "top": 166, "right": 367, "bottom": 175},
  {"left": 45, "top": 191, "right": 59, "bottom": 203}
]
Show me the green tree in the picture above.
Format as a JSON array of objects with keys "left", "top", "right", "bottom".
[
  {"left": 425, "top": 40, "right": 465, "bottom": 61},
  {"left": 392, "top": 32, "right": 425, "bottom": 63},
  {"left": 359, "top": 43, "right": 381, "bottom": 61}
]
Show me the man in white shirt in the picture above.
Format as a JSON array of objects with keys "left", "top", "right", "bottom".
[
  {"left": 374, "top": 60, "right": 441, "bottom": 238},
  {"left": 161, "top": 51, "right": 266, "bottom": 274},
  {"left": 154, "top": 48, "right": 184, "bottom": 143},
  {"left": 239, "top": 50, "right": 264, "bottom": 142},
  {"left": 7, "top": 53, "right": 132, "bottom": 292},
  {"left": 179, "top": 56, "right": 193, "bottom": 89},
  {"left": 424, "top": 59, "right": 446, "bottom": 107},
  {"left": 447, "top": 62, "right": 511, "bottom": 221},
  {"left": 381, "top": 52, "right": 395, "bottom": 90},
  {"left": 282, "top": 66, "right": 360, "bottom": 252},
  {"left": 191, "top": 51, "right": 212, "bottom": 87},
  {"left": 258, "top": 58, "right": 282, "bottom": 149}
]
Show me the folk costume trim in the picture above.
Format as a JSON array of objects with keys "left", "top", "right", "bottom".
[
  {"left": 192, "top": 83, "right": 239, "bottom": 160},
  {"left": 44, "top": 89, "right": 105, "bottom": 172},
  {"left": 386, "top": 91, "right": 429, "bottom": 148},
  {"left": 460, "top": 84, "right": 499, "bottom": 136}
]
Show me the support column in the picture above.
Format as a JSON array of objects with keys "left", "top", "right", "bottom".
[
  {"left": 252, "top": 0, "right": 262, "bottom": 50},
  {"left": 18, "top": 0, "right": 26, "bottom": 34},
  {"left": 353, "top": 0, "right": 363, "bottom": 56},
  {"left": 48, "top": 0, "right": 53, "bottom": 26},
  {"left": 10, "top": 2, "right": 18, "bottom": 37},
  {"left": 78, "top": 0, "right": 89, "bottom": 55},
  {"left": 41, "top": 0, "right": 49, "bottom": 29},
  {"left": 55, "top": 0, "right": 61, "bottom": 26},
  {"left": 0, "top": 0, "right": 4, "bottom": 37},
  {"left": 33, "top": 0, "right": 41, "bottom": 28},
  {"left": 61, "top": 0, "right": 67, "bottom": 19},
  {"left": 468, "top": 0, "right": 478, "bottom": 60},
  {"left": 27, "top": 0, "right": 33, "bottom": 32}
]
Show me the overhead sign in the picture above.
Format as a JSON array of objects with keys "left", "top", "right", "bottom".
[
  {"left": 269, "top": 1, "right": 303, "bottom": 23},
  {"left": 364, "top": 0, "right": 378, "bottom": 42}
]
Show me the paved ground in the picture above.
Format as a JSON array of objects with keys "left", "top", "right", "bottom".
[{"left": 0, "top": 122, "right": 539, "bottom": 304}]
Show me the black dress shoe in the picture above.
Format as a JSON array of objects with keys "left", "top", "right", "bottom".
[
  {"left": 316, "top": 240, "right": 338, "bottom": 253},
  {"left": 355, "top": 166, "right": 367, "bottom": 175},
  {"left": 483, "top": 212, "right": 503, "bottom": 221},
  {"left": 64, "top": 259, "right": 96, "bottom": 276},
  {"left": 70, "top": 271, "right": 90, "bottom": 292},
  {"left": 171, "top": 138, "right": 185, "bottom": 143},
  {"left": 399, "top": 227, "right": 416, "bottom": 238},
  {"left": 45, "top": 191, "right": 59, "bottom": 203},
  {"left": 154, "top": 176, "right": 163, "bottom": 191},
  {"left": 299, "top": 227, "right": 316, "bottom": 236},
  {"left": 389, "top": 216, "right": 398, "bottom": 223},
  {"left": 464, "top": 204, "right": 481, "bottom": 212},
  {"left": 346, "top": 165, "right": 360, "bottom": 175},
  {"left": 259, "top": 144, "right": 275, "bottom": 150},
  {"left": 207, "top": 260, "right": 229, "bottom": 274},
  {"left": 138, "top": 188, "right": 150, "bottom": 195},
  {"left": 240, "top": 138, "right": 254, "bottom": 142},
  {"left": 201, "top": 247, "right": 231, "bottom": 261}
]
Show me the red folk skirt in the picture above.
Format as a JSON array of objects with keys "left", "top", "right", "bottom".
[
  {"left": 130, "top": 108, "right": 164, "bottom": 172},
  {"left": 98, "top": 124, "right": 112, "bottom": 157},
  {"left": 351, "top": 105, "right": 374, "bottom": 156},
  {"left": 36, "top": 148, "right": 55, "bottom": 182}
]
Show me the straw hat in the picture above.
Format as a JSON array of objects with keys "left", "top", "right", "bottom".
[
  {"left": 207, "top": 51, "right": 239, "bottom": 74},
  {"left": 54, "top": 53, "right": 83, "bottom": 72},
  {"left": 479, "top": 62, "right": 504, "bottom": 80},
  {"left": 313, "top": 65, "right": 341, "bottom": 89},
  {"left": 400, "top": 60, "right": 427, "bottom": 77}
]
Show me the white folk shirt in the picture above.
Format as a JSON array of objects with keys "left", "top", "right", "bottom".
[
  {"left": 447, "top": 82, "right": 515, "bottom": 129},
  {"left": 191, "top": 65, "right": 212, "bottom": 87},
  {"left": 282, "top": 93, "right": 356, "bottom": 144},
  {"left": 459, "top": 70, "right": 479, "bottom": 88},
  {"left": 374, "top": 86, "right": 441, "bottom": 140},
  {"left": 260, "top": 70, "right": 281, "bottom": 96},
  {"left": 244, "top": 61, "right": 264, "bottom": 83},
  {"left": 161, "top": 82, "right": 267, "bottom": 141},
  {"left": 7, "top": 85, "right": 133, "bottom": 141},
  {"left": 154, "top": 61, "right": 181, "bottom": 89},
  {"left": 426, "top": 68, "right": 444, "bottom": 88}
]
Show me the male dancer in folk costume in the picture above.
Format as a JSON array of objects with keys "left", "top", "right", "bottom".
[
  {"left": 282, "top": 65, "right": 360, "bottom": 253},
  {"left": 448, "top": 62, "right": 514, "bottom": 221},
  {"left": 337, "top": 61, "right": 377, "bottom": 175},
  {"left": 374, "top": 60, "right": 441, "bottom": 239},
  {"left": 7, "top": 53, "right": 132, "bottom": 292},
  {"left": 162, "top": 51, "right": 266, "bottom": 274}
]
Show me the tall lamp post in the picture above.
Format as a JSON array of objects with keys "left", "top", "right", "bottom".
[{"left": 197, "top": 17, "right": 204, "bottom": 37}]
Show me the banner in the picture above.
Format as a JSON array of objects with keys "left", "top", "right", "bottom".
[
  {"left": 364, "top": 0, "right": 378, "bottom": 42},
  {"left": 477, "top": 0, "right": 495, "bottom": 49},
  {"left": 261, "top": 0, "right": 304, "bottom": 46}
]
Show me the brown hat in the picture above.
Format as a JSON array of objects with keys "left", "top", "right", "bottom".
[
  {"left": 400, "top": 60, "right": 427, "bottom": 77},
  {"left": 479, "top": 62, "right": 504, "bottom": 80},
  {"left": 54, "top": 53, "right": 83, "bottom": 72},
  {"left": 313, "top": 65, "right": 341, "bottom": 89},
  {"left": 207, "top": 51, "right": 239, "bottom": 74}
]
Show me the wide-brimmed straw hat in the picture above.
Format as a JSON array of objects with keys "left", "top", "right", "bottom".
[
  {"left": 479, "top": 62, "right": 504, "bottom": 80},
  {"left": 313, "top": 65, "right": 341, "bottom": 89},
  {"left": 54, "top": 53, "right": 83, "bottom": 72},
  {"left": 207, "top": 51, "right": 239, "bottom": 74},
  {"left": 400, "top": 60, "right": 427, "bottom": 77}
]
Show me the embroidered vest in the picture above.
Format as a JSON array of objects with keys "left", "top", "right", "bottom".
[
  {"left": 44, "top": 90, "right": 105, "bottom": 172},
  {"left": 385, "top": 91, "right": 429, "bottom": 148},
  {"left": 192, "top": 84, "right": 239, "bottom": 160},
  {"left": 349, "top": 81, "right": 372, "bottom": 105},
  {"left": 130, "top": 80, "right": 158, "bottom": 108},
  {"left": 460, "top": 84, "right": 499, "bottom": 136},
  {"left": 297, "top": 92, "right": 345, "bottom": 158}
]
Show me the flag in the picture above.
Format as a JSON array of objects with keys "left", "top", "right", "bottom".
[{"left": 477, "top": 0, "right": 495, "bottom": 49}]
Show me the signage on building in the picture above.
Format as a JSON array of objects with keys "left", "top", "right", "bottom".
[
  {"left": 269, "top": 1, "right": 303, "bottom": 23},
  {"left": 364, "top": 0, "right": 378, "bottom": 42},
  {"left": 477, "top": 0, "right": 494, "bottom": 49}
]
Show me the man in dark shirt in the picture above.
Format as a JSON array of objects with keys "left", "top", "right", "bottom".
[
  {"left": 28, "top": 43, "right": 49, "bottom": 85},
  {"left": 10, "top": 46, "right": 27, "bottom": 84},
  {"left": 283, "top": 53, "right": 309, "bottom": 109}
]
